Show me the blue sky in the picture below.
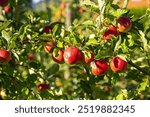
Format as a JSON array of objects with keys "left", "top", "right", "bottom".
[{"left": 32, "top": 0, "right": 41, "bottom": 4}]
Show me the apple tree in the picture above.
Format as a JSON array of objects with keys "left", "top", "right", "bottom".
[{"left": 0, "top": 0, "right": 150, "bottom": 100}]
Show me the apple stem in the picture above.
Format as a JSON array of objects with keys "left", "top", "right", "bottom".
[{"left": 127, "top": 60, "right": 149, "bottom": 75}]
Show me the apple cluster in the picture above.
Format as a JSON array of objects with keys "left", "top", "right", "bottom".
[
  {"left": 42, "top": 17, "right": 130, "bottom": 77},
  {"left": 43, "top": 41, "right": 127, "bottom": 76},
  {"left": 103, "top": 16, "right": 132, "bottom": 40}
]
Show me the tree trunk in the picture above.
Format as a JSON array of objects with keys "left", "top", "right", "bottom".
[{"left": 65, "top": 2, "right": 72, "bottom": 29}]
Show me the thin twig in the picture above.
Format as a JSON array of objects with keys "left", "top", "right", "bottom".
[
  {"left": 133, "top": 14, "right": 148, "bottom": 22},
  {"left": 127, "top": 60, "right": 149, "bottom": 75}
]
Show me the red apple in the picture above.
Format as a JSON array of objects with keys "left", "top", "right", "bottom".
[
  {"left": 103, "top": 26, "right": 119, "bottom": 40},
  {"left": 103, "top": 85, "right": 111, "bottom": 93},
  {"left": 63, "top": 46, "right": 82, "bottom": 64},
  {"left": 52, "top": 49, "right": 64, "bottom": 63},
  {"left": 82, "top": 52, "right": 94, "bottom": 64},
  {"left": 116, "top": 16, "right": 132, "bottom": 32},
  {"left": 44, "top": 42, "right": 55, "bottom": 53},
  {"left": 43, "top": 25, "right": 53, "bottom": 34},
  {"left": 0, "top": 49, "right": 11, "bottom": 63},
  {"left": 91, "top": 60, "right": 108, "bottom": 76},
  {"left": 37, "top": 84, "right": 49, "bottom": 91},
  {"left": 78, "top": 7, "right": 85, "bottom": 14},
  {"left": 61, "top": 10, "right": 66, "bottom": 17},
  {"left": 60, "top": 2, "right": 66, "bottom": 9},
  {"left": 110, "top": 57, "right": 127, "bottom": 72},
  {"left": 0, "top": 0, "right": 8, "bottom": 7},
  {"left": 3, "top": 6, "right": 10, "bottom": 13},
  {"left": 27, "top": 53, "right": 35, "bottom": 61}
]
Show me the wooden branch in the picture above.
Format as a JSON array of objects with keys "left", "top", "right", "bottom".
[{"left": 127, "top": 60, "right": 149, "bottom": 75}]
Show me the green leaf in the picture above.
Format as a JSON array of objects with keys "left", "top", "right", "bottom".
[
  {"left": 95, "top": 48, "right": 112, "bottom": 59},
  {"left": 146, "top": 8, "right": 150, "bottom": 15},
  {"left": 80, "top": 0, "right": 98, "bottom": 9},
  {"left": 46, "top": 63, "right": 59, "bottom": 77},
  {"left": 1, "top": 30, "right": 11, "bottom": 42},
  {"left": 18, "top": 25, "right": 30, "bottom": 41},
  {"left": 56, "top": 41, "right": 63, "bottom": 48},
  {"left": 8, "top": 34, "right": 18, "bottom": 49},
  {"left": 116, "top": 89, "right": 128, "bottom": 100},
  {"left": 86, "top": 38, "right": 99, "bottom": 46},
  {"left": 22, "top": 88, "right": 29, "bottom": 95},
  {"left": 116, "top": 93, "right": 124, "bottom": 100},
  {"left": 82, "top": 20, "right": 94, "bottom": 26},
  {"left": 114, "top": 36, "right": 122, "bottom": 52},
  {"left": 0, "top": 20, "right": 12, "bottom": 32},
  {"left": 82, "top": 51, "right": 91, "bottom": 58},
  {"left": 139, "top": 30, "right": 148, "bottom": 52},
  {"left": 53, "top": 48, "right": 59, "bottom": 57},
  {"left": 112, "top": 9, "right": 128, "bottom": 17},
  {"left": 121, "top": 38, "right": 129, "bottom": 53},
  {"left": 70, "top": 33, "right": 81, "bottom": 45},
  {"left": 137, "top": 78, "right": 149, "bottom": 93},
  {"left": 127, "top": 35, "right": 134, "bottom": 47},
  {"left": 52, "top": 23, "right": 63, "bottom": 36}
]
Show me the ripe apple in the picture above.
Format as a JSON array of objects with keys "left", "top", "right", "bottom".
[
  {"left": 3, "top": 6, "right": 10, "bottom": 13},
  {"left": 103, "top": 26, "right": 119, "bottom": 40},
  {"left": 37, "top": 84, "right": 49, "bottom": 91},
  {"left": 0, "top": 49, "right": 11, "bottom": 63},
  {"left": 43, "top": 25, "right": 53, "bottom": 34},
  {"left": 103, "top": 85, "right": 111, "bottom": 93},
  {"left": 63, "top": 46, "right": 82, "bottom": 64},
  {"left": 110, "top": 57, "right": 127, "bottom": 72},
  {"left": 82, "top": 52, "right": 94, "bottom": 64},
  {"left": 91, "top": 60, "right": 108, "bottom": 75},
  {"left": 0, "top": 0, "right": 8, "bottom": 7},
  {"left": 60, "top": 1, "right": 66, "bottom": 9},
  {"left": 61, "top": 10, "right": 66, "bottom": 17},
  {"left": 116, "top": 16, "right": 132, "bottom": 32},
  {"left": 78, "top": 7, "right": 85, "bottom": 14},
  {"left": 44, "top": 42, "right": 55, "bottom": 53},
  {"left": 52, "top": 49, "right": 64, "bottom": 63},
  {"left": 27, "top": 53, "right": 35, "bottom": 61}
]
